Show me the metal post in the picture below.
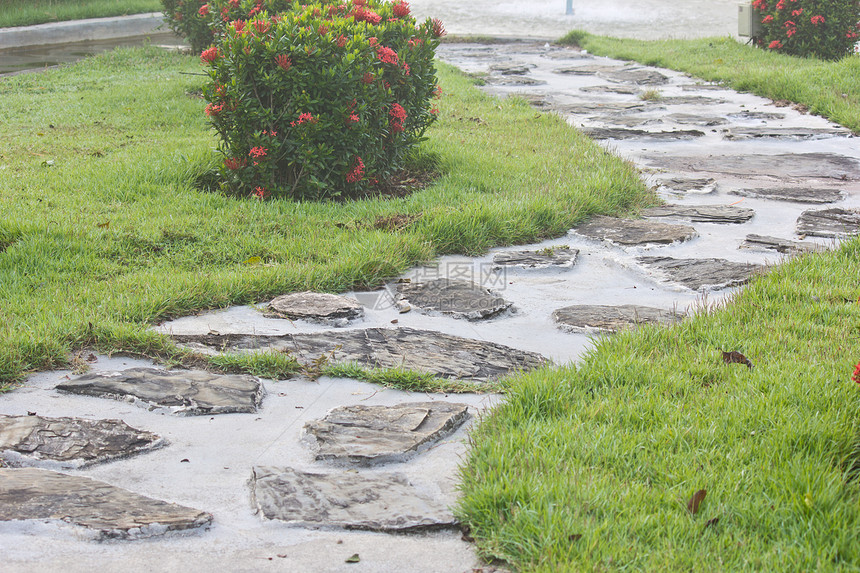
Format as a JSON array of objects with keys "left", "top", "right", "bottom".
[{"left": 566, "top": 0, "right": 574, "bottom": 14}]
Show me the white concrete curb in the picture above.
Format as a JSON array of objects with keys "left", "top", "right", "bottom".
[{"left": 0, "top": 13, "right": 168, "bottom": 51}]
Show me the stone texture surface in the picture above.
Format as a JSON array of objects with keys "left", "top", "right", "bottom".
[
  {"left": 173, "top": 328, "right": 548, "bottom": 382},
  {"left": 556, "top": 102, "right": 651, "bottom": 114},
  {"left": 599, "top": 68, "right": 669, "bottom": 85},
  {"left": 251, "top": 466, "right": 457, "bottom": 531},
  {"left": 665, "top": 113, "right": 727, "bottom": 126},
  {"left": 267, "top": 291, "right": 364, "bottom": 324},
  {"left": 652, "top": 153, "right": 860, "bottom": 180},
  {"left": 396, "top": 279, "right": 512, "bottom": 320},
  {"left": 553, "top": 64, "right": 623, "bottom": 75},
  {"left": 304, "top": 402, "right": 470, "bottom": 465},
  {"left": 488, "top": 63, "right": 532, "bottom": 75},
  {"left": 594, "top": 115, "right": 661, "bottom": 127},
  {"left": 656, "top": 177, "right": 718, "bottom": 194},
  {"left": 741, "top": 234, "right": 826, "bottom": 255},
  {"left": 727, "top": 110, "right": 786, "bottom": 120},
  {"left": 56, "top": 368, "right": 264, "bottom": 415},
  {"left": 581, "top": 127, "right": 704, "bottom": 140},
  {"left": 0, "top": 468, "right": 212, "bottom": 540},
  {"left": 579, "top": 84, "right": 640, "bottom": 94},
  {"left": 796, "top": 208, "right": 860, "bottom": 238},
  {"left": 642, "top": 204, "right": 755, "bottom": 224},
  {"left": 657, "top": 96, "right": 725, "bottom": 105},
  {"left": 553, "top": 304, "right": 683, "bottom": 333},
  {"left": 722, "top": 126, "right": 850, "bottom": 140},
  {"left": 575, "top": 216, "right": 697, "bottom": 245},
  {"left": 0, "top": 414, "right": 163, "bottom": 469},
  {"left": 492, "top": 247, "right": 579, "bottom": 269},
  {"left": 483, "top": 75, "right": 545, "bottom": 86},
  {"left": 729, "top": 186, "right": 842, "bottom": 204},
  {"left": 638, "top": 256, "right": 763, "bottom": 290}
]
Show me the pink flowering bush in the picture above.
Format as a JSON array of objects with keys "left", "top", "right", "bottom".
[
  {"left": 751, "top": 0, "right": 860, "bottom": 60},
  {"left": 199, "top": 0, "right": 442, "bottom": 199}
]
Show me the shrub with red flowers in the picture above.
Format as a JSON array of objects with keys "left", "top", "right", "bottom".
[
  {"left": 200, "top": 0, "right": 441, "bottom": 199},
  {"left": 751, "top": 0, "right": 860, "bottom": 60}
]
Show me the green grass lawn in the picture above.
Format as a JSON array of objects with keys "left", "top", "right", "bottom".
[
  {"left": 559, "top": 32, "right": 860, "bottom": 134},
  {"left": 0, "top": 45, "right": 651, "bottom": 389},
  {"left": 0, "top": 0, "right": 162, "bottom": 29},
  {"left": 455, "top": 33, "right": 860, "bottom": 571}
]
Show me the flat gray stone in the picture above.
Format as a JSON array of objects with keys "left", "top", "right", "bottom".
[
  {"left": 665, "top": 113, "right": 728, "bottom": 126},
  {"left": 173, "top": 327, "right": 547, "bottom": 382},
  {"left": 553, "top": 64, "right": 623, "bottom": 75},
  {"left": 680, "top": 83, "right": 726, "bottom": 91},
  {"left": 727, "top": 110, "right": 786, "bottom": 120},
  {"left": 638, "top": 256, "right": 763, "bottom": 290},
  {"left": 397, "top": 279, "right": 512, "bottom": 320},
  {"left": 642, "top": 204, "right": 755, "bottom": 224},
  {"left": 251, "top": 466, "right": 456, "bottom": 531},
  {"left": 0, "top": 468, "right": 212, "bottom": 540},
  {"left": 582, "top": 127, "right": 704, "bottom": 141},
  {"left": 656, "top": 177, "right": 718, "bottom": 194},
  {"left": 657, "top": 96, "right": 726, "bottom": 105},
  {"left": 484, "top": 75, "right": 545, "bottom": 86},
  {"left": 729, "top": 187, "right": 842, "bottom": 204},
  {"left": 267, "top": 291, "right": 363, "bottom": 324},
  {"left": 598, "top": 68, "right": 669, "bottom": 85},
  {"left": 540, "top": 50, "right": 592, "bottom": 60},
  {"left": 304, "top": 402, "right": 470, "bottom": 465},
  {"left": 722, "top": 126, "right": 851, "bottom": 140},
  {"left": 651, "top": 153, "right": 860, "bottom": 180},
  {"left": 0, "top": 414, "right": 164, "bottom": 469},
  {"left": 796, "top": 208, "right": 860, "bottom": 238},
  {"left": 556, "top": 102, "right": 651, "bottom": 115},
  {"left": 489, "top": 63, "right": 532, "bottom": 75},
  {"left": 492, "top": 247, "right": 579, "bottom": 269},
  {"left": 741, "top": 234, "right": 827, "bottom": 255},
  {"left": 579, "top": 84, "right": 640, "bottom": 95},
  {"left": 575, "top": 215, "right": 696, "bottom": 245},
  {"left": 56, "top": 368, "right": 264, "bottom": 415},
  {"left": 594, "top": 115, "right": 662, "bottom": 127},
  {"left": 553, "top": 304, "right": 683, "bottom": 333}
]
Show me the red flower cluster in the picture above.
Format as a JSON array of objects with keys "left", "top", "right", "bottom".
[
  {"left": 232, "top": 19, "right": 246, "bottom": 33},
  {"left": 198, "top": 4, "right": 210, "bottom": 17},
  {"left": 336, "top": 35, "right": 348, "bottom": 48},
  {"left": 318, "top": 24, "right": 329, "bottom": 35},
  {"left": 253, "top": 19, "right": 271, "bottom": 34},
  {"left": 346, "top": 113, "right": 360, "bottom": 126},
  {"left": 431, "top": 18, "right": 446, "bottom": 38},
  {"left": 810, "top": 14, "right": 825, "bottom": 25},
  {"left": 354, "top": 8, "right": 381, "bottom": 24},
  {"left": 346, "top": 156, "right": 364, "bottom": 182},
  {"left": 200, "top": 46, "right": 219, "bottom": 64},
  {"left": 224, "top": 157, "right": 246, "bottom": 170},
  {"left": 853, "top": 361, "right": 860, "bottom": 384},
  {"left": 275, "top": 54, "right": 292, "bottom": 71},
  {"left": 762, "top": 14, "right": 774, "bottom": 23},
  {"left": 249, "top": 146, "right": 268, "bottom": 158},
  {"left": 376, "top": 46, "right": 399, "bottom": 65},
  {"left": 392, "top": 1, "right": 410, "bottom": 17},
  {"left": 229, "top": 0, "right": 239, "bottom": 7},
  {"left": 290, "top": 112, "right": 318, "bottom": 127},
  {"left": 205, "top": 102, "right": 224, "bottom": 116},
  {"left": 769, "top": 39, "right": 783, "bottom": 48},
  {"left": 389, "top": 102, "right": 407, "bottom": 132},
  {"left": 253, "top": 186, "right": 268, "bottom": 199},
  {"left": 362, "top": 72, "right": 375, "bottom": 84}
]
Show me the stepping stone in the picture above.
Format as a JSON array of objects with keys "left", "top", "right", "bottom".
[
  {"left": 729, "top": 186, "right": 842, "bottom": 204},
  {"left": 665, "top": 113, "right": 728, "bottom": 126},
  {"left": 727, "top": 110, "right": 786, "bottom": 120},
  {"left": 553, "top": 304, "right": 683, "bottom": 333},
  {"left": 56, "top": 368, "right": 264, "bottom": 415},
  {"left": 652, "top": 153, "right": 860, "bottom": 180},
  {"left": 657, "top": 96, "right": 726, "bottom": 105},
  {"left": 0, "top": 468, "right": 212, "bottom": 540},
  {"left": 642, "top": 204, "right": 755, "bottom": 224},
  {"left": 556, "top": 102, "right": 651, "bottom": 115},
  {"left": 489, "top": 63, "right": 532, "bottom": 75},
  {"left": 574, "top": 216, "right": 696, "bottom": 245},
  {"left": 492, "top": 247, "right": 579, "bottom": 269},
  {"left": 484, "top": 75, "right": 546, "bottom": 86},
  {"left": 796, "top": 208, "right": 860, "bottom": 238},
  {"left": 680, "top": 83, "right": 726, "bottom": 91},
  {"left": 396, "top": 278, "right": 512, "bottom": 320},
  {"left": 0, "top": 414, "right": 164, "bottom": 469},
  {"left": 541, "top": 50, "right": 592, "bottom": 60},
  {"left": 598, "top": 68, "right": 669, "bottom": 85},
  {"left": 553, "top": 64, "right": 624, "bottom": 75},
  {"left": 579, "top": 84, "right": 640, "bottom": 95},
  {"left": 722, "top": 126, "right": 851, "bottom": 140},
  {"left": 656, "top": 177, "right": 718, "bottom": 194},
  {"left": 581, "top": 127, "right": 704, "bottom": 141},
  {"left": 594, "top": 115, "right": 662, "bottom": 127},
  {"left": 266, "top": 291, "right": 363, "bottom": 325},
  {"left": 173, "top": 327, "right": 547, "bottom": 382},
  {"left": 741, "top": 234, "right": 826, "bottom": 255},
  {"left": 304, "top": 402, "right": 470, "bottom": 465},
  {"left": 251, "top": 466, "right": 456, "bottom": 531},
  {"left": 638, "top": 256, "right": 763, "bottom": 290}
]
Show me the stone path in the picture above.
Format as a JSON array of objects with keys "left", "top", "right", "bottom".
[{"left": 3, "top": 39, "right": 860, "bottom": 573}]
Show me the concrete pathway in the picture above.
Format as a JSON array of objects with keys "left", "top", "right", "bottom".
[{"left": 2, "top": 10, "right": 860, "bottom": 573}]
